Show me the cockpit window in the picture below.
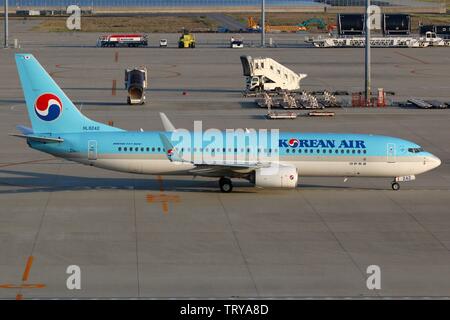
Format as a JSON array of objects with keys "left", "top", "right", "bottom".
[{"left": 408, "top": 147, "right": 424, "bottom": 153}]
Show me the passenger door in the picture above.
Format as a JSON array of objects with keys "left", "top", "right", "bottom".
[
  {"left": 387, "top": 143, "right": 396, "bottom": 163},
  {"left": 88, "top": 140, "right": 97, "bottom": 160}
]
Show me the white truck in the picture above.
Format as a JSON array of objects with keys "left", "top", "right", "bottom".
[
  {"left": 124, "top": 67, "right": 148, "bottom": 105},
  {"left": 240, "top": 56, "right": 307, "bottom": 92}
]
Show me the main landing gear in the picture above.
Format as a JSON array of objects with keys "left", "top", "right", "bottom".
[{"left": 219, "top": 177, "right": 233, "bottom": 193}]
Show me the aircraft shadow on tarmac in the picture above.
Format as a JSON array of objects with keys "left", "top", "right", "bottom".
[{"left": 0, "top": 169, "right": 355, "bottom": 195}]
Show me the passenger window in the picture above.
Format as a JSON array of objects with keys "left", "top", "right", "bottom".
[
  {"left": 292, "top": 149, "right": 295, "bottom": 153},
  {"left": 157, "top": 147, "right": 161, "bottom": 152},
  {"left": 286, "top": 149, "right": 290, "bottom": 153},
  {"left": 152, "top": 147, "right": 155, "bottom": 152},
  {"left": 146, "top": 147, "right": 149, "bottom": 152},
  {"left": 352, "top": 150, "right": 355, "bottom": 154},
  {"left": 118, "top": 147, "right": 122, "bottom": 151},
  {"left": 141, "top": 147, "right": 144, "bottom": 152},
  {"left": 363, "top": 150, "right": 367, "bottom": 154}
]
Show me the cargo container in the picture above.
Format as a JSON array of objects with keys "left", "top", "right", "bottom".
[
  {"left": 419, "top": 25, "right": 435, "bottom": 36},
  {"left": 435, "top": 25, "right": 450, "bottom": 39},
  {"left": 383, "top": 14, "right": 411, "bottom": 36},
  {"left": 337, "top": 14, "right": 365, "bottom": 36}
]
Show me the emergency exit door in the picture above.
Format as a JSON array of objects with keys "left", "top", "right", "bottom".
[
  {"left": 88, "top": 140, "right": 97, "bottom": 160},
  {"left": 387, "top": 143, "right": 396, "bottom": 163}
]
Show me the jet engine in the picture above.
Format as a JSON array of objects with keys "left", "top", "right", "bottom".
[{"left": 249, "top": 164, "right": 298, "bottom": 188}]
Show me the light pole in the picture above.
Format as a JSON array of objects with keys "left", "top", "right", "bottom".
[
  {"left": 364, "top": 0, "right": 371, "bottom": 105},
  {"left": 261, "top": 0, "right": 265, "bottom": 47},
  {"left": 4, "top": 0, "right": 9, "bottom": 48}
]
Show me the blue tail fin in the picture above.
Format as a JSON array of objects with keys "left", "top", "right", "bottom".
[{"left": 15, "top": 53, "right": 123, "bottom": 134}]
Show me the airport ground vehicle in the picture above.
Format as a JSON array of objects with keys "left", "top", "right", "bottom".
[
  {"left": 124, "top": 67, "right": 148, "bottom": 105},
  {"left": 12, "top": 54, "right": 441, "bottom": 192},
  {"left": 96, "top": 34, "right": 148, "bottom": 47},
  {"left": 178, "top": 31, "right": 196, "bottom": 48},
  {"left": 240, "top": 55, "right": 307, "bottom": 91},
  {"left": 298, "top": 18, "right": 336, "bottom": 32},
  {"left": 159, "top": 39, "right": 168, "bottom": 47},
  {"left": 230, "top": 37, "right": 244, "bottom": 48}
]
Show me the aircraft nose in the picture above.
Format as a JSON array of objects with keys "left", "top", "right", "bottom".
[{"left": 429, "top": 155, "right": 442, "bottom": 169}]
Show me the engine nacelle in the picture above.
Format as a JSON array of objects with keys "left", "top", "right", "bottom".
[{"left": 250, "top": 164, "right": 298, "bottom": 188}]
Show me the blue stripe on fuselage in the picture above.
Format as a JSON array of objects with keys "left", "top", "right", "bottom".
[{"left": 28, "top": 131, "right": 426, "bottom": 158}]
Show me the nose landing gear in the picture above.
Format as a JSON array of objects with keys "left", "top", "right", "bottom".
[
  {"left": 219, "top": 177, "right": 233, "bottom": 193},
  {"left": 391, "top": 182, "right": 400, "bottom": 191},
  {"left": 391, "top": 175, "right": 415, "bottom": 191}
]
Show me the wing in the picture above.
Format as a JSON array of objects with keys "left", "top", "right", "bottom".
[{"left": 158, "top": 132, "right": 268, "bottom": 177}]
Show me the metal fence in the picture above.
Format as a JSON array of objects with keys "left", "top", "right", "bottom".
[
  {"left": 4, "top": 0, "right": 314, "bottom": 7},
  {"left": 0, "top": 0, "right": 445, "bottom": 8}
]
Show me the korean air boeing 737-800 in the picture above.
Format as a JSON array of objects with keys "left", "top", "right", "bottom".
[{"left": 11, "top": 54, "right": 441, "bottom": 192}]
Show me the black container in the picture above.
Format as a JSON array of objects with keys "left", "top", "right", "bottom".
[
  {"left": 419, "top": 25, "right": 436, "bottom": 35},
  {"left": 435, "top": 25, "right": 450, "bottom": 35},
  {"left": 383, "top": 14, "right": 411, "bottom": 35},
  {"left": 338, "top": 14, "right": 365, "bottom": 36}
]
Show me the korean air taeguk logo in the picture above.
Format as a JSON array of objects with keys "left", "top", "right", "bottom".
[{"left": 34, "top": 93, "right": 63, "bottom": 121}]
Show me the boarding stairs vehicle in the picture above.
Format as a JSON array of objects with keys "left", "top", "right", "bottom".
[
  {"left": 240, "top": 55, "right": 307, "bottom": 92},
  {"left": 124, "top": 67, "right": 148, "bottom": 105}
]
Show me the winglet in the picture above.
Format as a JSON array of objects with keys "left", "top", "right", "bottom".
[
  {"left": 159, "top": 112, "right": 176, "bottom": 132},
  {"left": 158, "top": 132, "right": 185, "bottom": 162}
]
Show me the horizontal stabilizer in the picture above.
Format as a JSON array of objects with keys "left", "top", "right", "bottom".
[
  {"left": 10, "top": 133, "right": 64, "bottom": 143},
  {"left": 16, "top": 125, "right": 33, "bottom": 135}
]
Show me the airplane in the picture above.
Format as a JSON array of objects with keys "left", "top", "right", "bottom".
[{"left": 11, "top": 53, "right": 441, "bottom": 192}]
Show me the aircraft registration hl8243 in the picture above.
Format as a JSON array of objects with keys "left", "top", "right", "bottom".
[{"left": 11, "top": 54, "right": 441, "bottom": 192}]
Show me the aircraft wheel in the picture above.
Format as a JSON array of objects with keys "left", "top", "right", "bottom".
[
  {"left": 391, "top": 182, "right": 400, "bottom": 191},
  {"left": 219, "top": 177, "right": 233, "bottom": 193}
]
